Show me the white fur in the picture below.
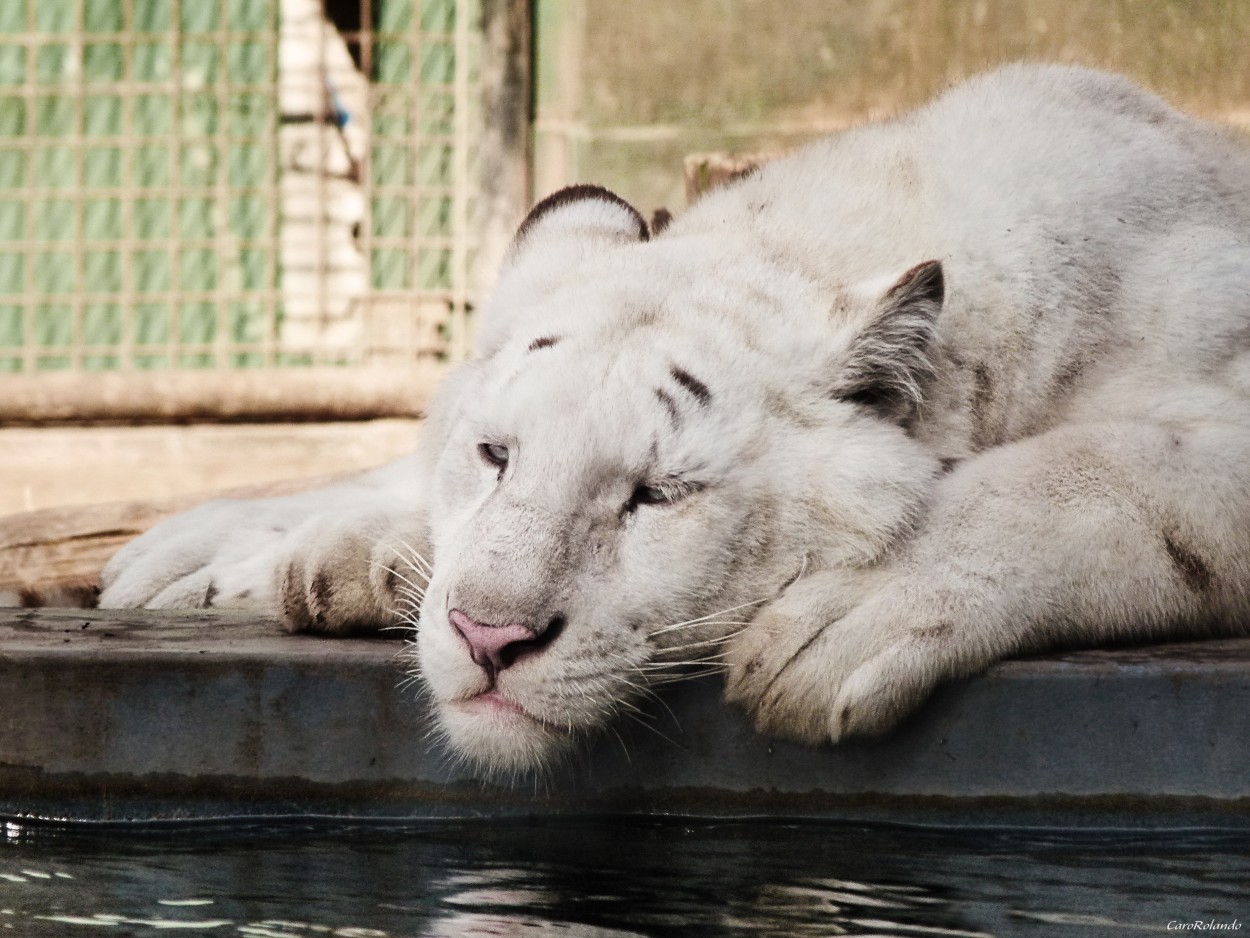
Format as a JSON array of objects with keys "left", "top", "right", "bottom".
[{"left": 101, "top": 65, "right": 1250, "bottom": 771}]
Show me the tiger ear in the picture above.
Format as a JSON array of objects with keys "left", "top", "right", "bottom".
[
  {"left": 474, "top": 186, "right": 649, "bottom": 358},
  {"left": 831, "top": 260, "right": 944, "bottom": 422},
  {"left": 504, "top": 184, "right": 649, "bottom": 268}
]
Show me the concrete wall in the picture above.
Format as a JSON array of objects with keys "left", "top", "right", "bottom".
[
  {"left": 5, "top": 608, "right": 1250, "bottom": 823},
  {"left": 533, "top": 0, "right": 1250, "bottom": 216}
]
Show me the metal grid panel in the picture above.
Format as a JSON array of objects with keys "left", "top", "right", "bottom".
[{"left": 0, "top": 0, "right": 479, "bottom": 373}]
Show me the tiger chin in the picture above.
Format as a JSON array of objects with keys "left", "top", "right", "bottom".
[{"left": 99, "top": 64, "right": 1250, "bottom": 774}]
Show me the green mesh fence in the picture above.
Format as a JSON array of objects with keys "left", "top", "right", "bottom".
[{"left": 0, "top": 0, "right": 476, "bottom": 373}]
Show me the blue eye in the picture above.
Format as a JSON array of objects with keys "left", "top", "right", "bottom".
[{"left": 478, "top": 442, "right": 509, "bottom": 472}]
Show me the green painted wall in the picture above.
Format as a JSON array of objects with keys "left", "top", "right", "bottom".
[
  {"left": 0, "top": 0, "right": 469, "bottom": 372},
  {"left": 534, "top": 0, "right": 1250, "bottom": 216},
  {"left": 0, "top": 0, "right": 280, "bottom": 370}
]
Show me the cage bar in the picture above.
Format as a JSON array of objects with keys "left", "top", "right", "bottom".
[{"left": 0, "top": 0, "right": 489, "bottom": 391}]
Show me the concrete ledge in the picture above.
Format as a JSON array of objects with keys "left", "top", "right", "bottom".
[
  {"left": 2, "top": 608, "right": 1249, "bottom": 824},
  {"left": 0, "top": 366, "right": 445, "bottom": 425}
]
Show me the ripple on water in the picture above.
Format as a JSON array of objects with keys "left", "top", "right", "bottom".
[{"left": 0, "top": 819, "right": 1246, "bottom": 936}]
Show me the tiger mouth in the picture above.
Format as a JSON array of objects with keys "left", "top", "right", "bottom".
[
  {"left": 452, "top": 690, "right": 592, "bottom": 740},
  {"left": 459, "top": 688, "right": 529, "bottom": 717},
  {"left": 451, "top": 688, "right": 573, "bottom": 734}
]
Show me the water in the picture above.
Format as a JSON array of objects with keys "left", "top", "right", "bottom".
[{"left": 0, "top": 817, "right": 1246, "bottom": 936}]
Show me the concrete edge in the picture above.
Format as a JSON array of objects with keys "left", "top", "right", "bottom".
[{"left": 3, "top": 608, "right": 1249, "bottom": 824}]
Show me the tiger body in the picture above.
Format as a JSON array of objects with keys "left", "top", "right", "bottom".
[{"left": 96, "top": 65, "right": 1250, "bottom": 771}]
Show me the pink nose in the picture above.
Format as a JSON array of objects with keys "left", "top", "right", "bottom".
[{"left": 449, "top": 609, "right": 540, "bottom": 676}]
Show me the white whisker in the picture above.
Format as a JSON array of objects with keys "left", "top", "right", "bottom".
[
  {"left": 371, "top": 560, "right": 428, "bottom": 594},
  {"left": 649, "top": 597, "right": 768, "bottom": 636},
  {"left": 659, "top": 630, "right": 750, "bottom": 654},
  {"left": 607, "top": 724, "right": 631, "bottom": 763},
  {"left": 392, "top": 539, "right": 434, "bottom": 578},
  {"left": 638, "top": 658, "right": 728, "bottom": 671},
  {"left": 649, "top": 667, "right": 726, "bottom": 685},
  {"left": 378, "top": 623, "right": 417, "bottom": 636},
  {"left": 650, "top": 619, "right": 753, "bottom": 639},
  {"left": 621, "top": 711, "right": 684, "bottom": 751},
  {"left": 393, "top": 585, "right": 427, "bottom": 605},
  {"left": 385, "top": 606, "right": 422, "bottom": 628}
]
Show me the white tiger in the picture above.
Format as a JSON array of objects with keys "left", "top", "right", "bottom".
[{"left": 100, "top": 64, "right": 1250, "bottom": 772}]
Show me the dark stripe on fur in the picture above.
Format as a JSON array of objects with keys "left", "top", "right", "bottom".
[
  {"left": 9, "top": 583, "right": 100, "bottom": 609},
  {"left": 670, "top": 366, "right": 711, "bottom": 405},
  {"left": 654, "top": 388, "right": 681, "bottom": 427},
  {"left": 1162, "top": 531, "right": 1213, "bottom": 592}
]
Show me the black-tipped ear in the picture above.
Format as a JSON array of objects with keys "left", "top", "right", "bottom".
[
  {"left": 509, "top": 184, "right": 649, "bottom": 258},
  {"left": 832, "top": 260, "right": 944, "bottom": 422},
  {"left": 475, "top": 186, "right": 649, "bottom": 359},
  {"left": 883, "top": 258, "right": 944, "bottom": 309},
  {"left": 649, "top": 207, "right": 673, "bottom": 236}
]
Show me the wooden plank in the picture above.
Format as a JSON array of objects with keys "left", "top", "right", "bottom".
[
  {"left": 0, "top": 365, "right": 447, "bottom": 425},
  {"left": 0, "top": 474, "right": 342, "bottom": 599},
  {"left": 0, "top": 419, "right": 421, "bottom": 514}
]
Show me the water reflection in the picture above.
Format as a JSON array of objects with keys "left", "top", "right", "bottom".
[
  {"left": 422, "top": 913, "right": 649, "bottom": 937},
  {"left": 0, "top": 819, "right": 1246, "bottom": 936},
  {"left": 721, "top": 877, "right": 985, "bottom": 937}
]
